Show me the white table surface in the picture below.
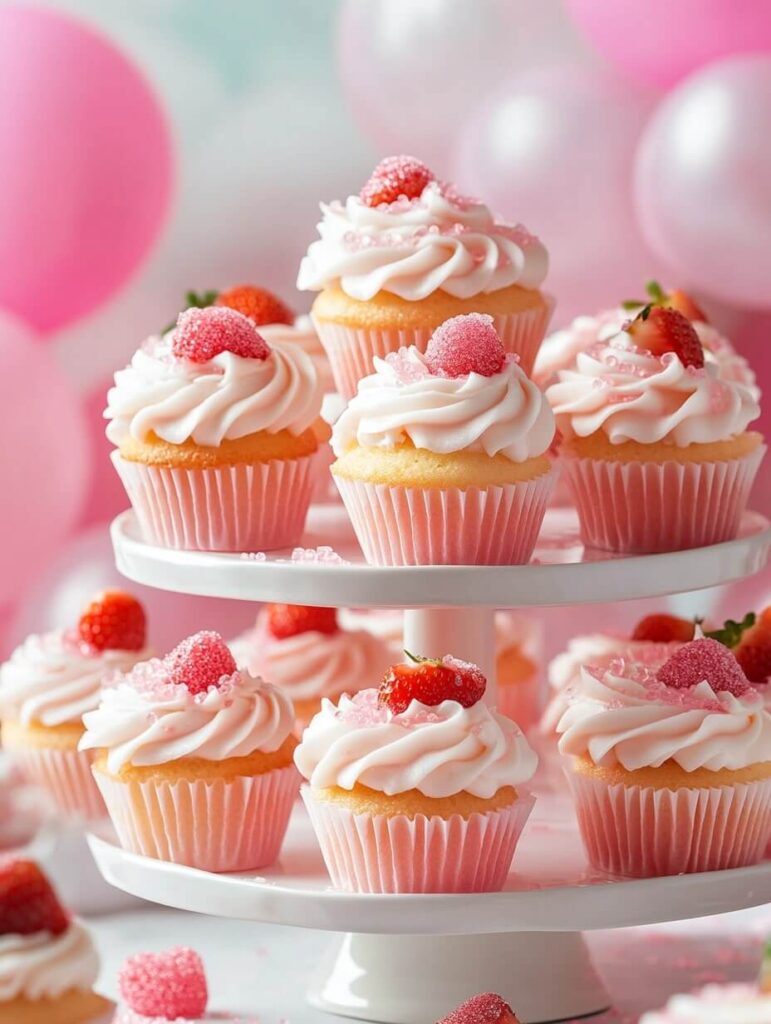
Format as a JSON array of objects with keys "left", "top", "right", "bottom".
[{"left": 87, "top": 904, "right": 771, "bottom": 1024}]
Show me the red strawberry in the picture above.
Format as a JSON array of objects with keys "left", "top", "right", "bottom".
[
  {"left": 438, "top": 993, "right": 520, "bottom": 1024},
  {"left": 0, "top": 860, "right": 68, "bottom": 936},
  {"left": 78, "top": 591, "right": 146, "bottom": 652},
  {"left": 666, "top": 288, "right": 708, "bottom": 324},
  {"left": 172, "top": 306, "right": 269, "bottom": 363},
  {"left": 425, "top": 313, "right": 506, "bottom": 378},
  {"left": 165, "top": 631, "right": 237, "bottom": 695},
  {"left": 759, "top": 606, "right": 771, "bottom": 630},
  {"left": 378, "top": 653, "right": 487, "bottom": 714},
  {"left": 360, "top": 155, "right": 434, "bottom": 207},
  {"left": 215, "top": 284, "right": 294, "bottom": 327},
  {"left": 631, "top": 614, "right": 694, "bottom": 644},
  {"left": 656, "top": 638, "right": 750, "bottom": 697},
  {"left": 628, "top": 306, "right": 705, "bottom": 368},
  {"left": 266, "top": 604, "right": 338, "bottom": 640},
  {"left": 735, "top": 622, "right": 771, "bottom": 684},
  {"left": 119, "top": 947, "right": 208, "bottom": 1020}
]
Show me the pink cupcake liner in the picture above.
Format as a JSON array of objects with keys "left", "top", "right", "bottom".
[
  {"left": 560, "top": 444, "right": 765, "bottom": 553},
  {"left": 335, "top": 466, "right": 557, "bottom": 565},
  {"left": 313, "top": 300, "right": 553, "bottom": 400},
  {"left": 302, "top": 788, "right": 534, "bottom": 893},
  {"left": 9, "top": 745, "right": 106, "bottom": 820},
  {"left": 112, "top": 450, "right": 314, "bottom": 552},
  {"left": 567, "top": 768, "right": 771, "bottom": 877},
  {"left": 496, "top": 677, "right": 541, "bottom": 733},
  {"left": 94, "top": 763, "right": 301, "bottom": 872}
]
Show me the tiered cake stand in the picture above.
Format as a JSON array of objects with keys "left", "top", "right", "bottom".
[{"left": 88, "top": 505, "right": 771, "bottom": 1024}]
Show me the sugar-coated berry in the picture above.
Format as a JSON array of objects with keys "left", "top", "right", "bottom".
[
  {"left": 172, "top": 306, "right": 270, "bottom": 363},
  {"left": 379, "top": 653, "right": 487, "bottom": 714},
  {"left": 216, "top": 284, "right": 294, "bottom": 327},
  {"left": 425, "top": 314, "right": 506, "bottom": 378},
  {"left": 631, "top": 614, "right": 694, "bottom": 644},
  {"left": 266, "top": 604, "right": 338, "bottom": 640},
  {"left": 360, "top": 155, "right": 434, "bottom": 207},
  {"left": 735, "top": 622, "right": 771, "bottom": 683},
  {"left": 438, "top": 992, "right": 520, "bottom": 1024},
  {"left": 656, "top": 638, "right": 751, "bottom": 698},
  {"left": 165, "top": 631, "right": 237, "bottom": 695},
  {"left": 0, "top": 860, "right": 69, "bottom": 937},
  {"left": 118, "top": 947, "right": 207, "bottom": 1020},
  {"left": 77, "top": 590, "right": 146, "bottom": 652}
]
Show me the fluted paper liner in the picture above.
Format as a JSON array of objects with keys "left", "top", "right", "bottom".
[
  {"left": 313, "top": 301, "right": 553, "bottom": 400},
  {"left": 112, "top": 450, "right": 314, "bottom": 552},
  {"left": 94, "top": 764, "right": 301, "bottom": 872},
  {"left": 7, "top": 744, "right": 105, "bottom": 821},
  {"left": 302, "top": 788, "right": 535, "bottom": 893},
  {"left": 567, "top": 768, "right": 771, "bottom": 878},
  {"left": 560, "top": 444, "right": 765, "bottom": 554},
  {"left": 335, "top": 467, "right": 557, "bottom": 565}
]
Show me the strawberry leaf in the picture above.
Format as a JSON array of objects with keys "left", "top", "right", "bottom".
[{"left": 705, "top": 612, "right": 756, "bottom": 649}]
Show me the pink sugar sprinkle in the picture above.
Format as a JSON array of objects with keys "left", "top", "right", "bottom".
[
  {"left": 360, "top": 155, "right": 435, "bottom": 207},
  {"left": 172, "top": 306, "right": 270, "bottom": 364},
  {"left": 438, "top": 992, "right": 517, "bottom": 1024},
  {"left": 384, "top": 346, "right": 431, "bottom": 384},
  {"left": 439, "top": 181, "right": 482, "bottom": 210},
  {"left": 338, "top": 688, "right": 389, "bottom": 727},
  {"left": 425, "top": 313, "right": 505, "bottom": 378},
  {"left": 656, "top": 638, "right": 751, "bottom": 698},
  {"left": 118, "top": 946, "right": 207, "bottom": 1019},
  {"left": 709, "top": 379, "right": 732, "bottom": 414},
  {"left": 289, "top": 546, "right": 349, "bottom": 565},
  {"left": 164, "top": 631, "right": 238, "bottom": 696}
]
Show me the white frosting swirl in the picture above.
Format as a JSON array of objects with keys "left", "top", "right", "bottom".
[
  {"left": 105, "top": 334, "right": 323, "bottom": 447},
  {"left": 332, "top": 347, "right": 554, "bottom": 461},
  {"left": 546, "top": 337, "right": 759, "bottom": 446},
  {"left": 259, "top": 315, "right": 335, "bottom": 394},
  {"left": 297, "top": 181, "right": 547, "bottom": 301},
  {"left": 0, "top": 921, "right": 98, "bottom": 1001},
  {"left": 295, "top": 688, "right": 537, "bottom": 798},
  {"left": 640, "top": 985, "right": 771, "bottom": 1023},
  {"left": 557, "top": 662, "right": 771, "bottom": 772},
  {"left": 0, "top": 631, "right": 149, "bottom": 728},
  {"left": 79, "top": 662, "right": 295, "bottom": 773}
]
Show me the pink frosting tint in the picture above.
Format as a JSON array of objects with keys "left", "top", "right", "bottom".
[
  {"left": 656, "top": 638, "right": 751, "bottom": 698},
  {"left": 165, "top": 631, "right": 238, "bottom": 696},
  {"left": 425, "top": 313, "right": 506, "bottom": 378},
  {"left": 119, "top": 947, "right": 207, "bottom": 1020},
  {"left": 383, "top": 347, "right": 432, "bottom": 384},
  {"left": 439, "top": 992, "right": 518, "bottom": 1024},
  {"left": 172, "top": 307, "right": 270, "bottom": 364}
]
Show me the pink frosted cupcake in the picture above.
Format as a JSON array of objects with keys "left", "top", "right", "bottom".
[
  {"left": 0, "top": 591, "right": 150, "bottom": 820},
  {"left": 106, "top": 305, "right": 323, "bottom": 552},
  {"left": 558, "top": 637, "right": 771, "bottom": 877},
  {"left": 229, "top": 603, "right": 393, "bottom": 728},
  {"left": 331, "top": 313, "right": 557, "bottom": 565},
  {"left": 295, "top": 653, "right": 537, "bottom": 893},
  {"left": 495, "top": 612, "right": 543, "bottom": 731},
  {"left": 297, "top": 155, "right": 551, "bottom": 398},
  {"left": 546, "top": 306, "right": 763, "bottom": 553},
  {"left": 80, "top": 631, "right": 300, "bottom": 872}
]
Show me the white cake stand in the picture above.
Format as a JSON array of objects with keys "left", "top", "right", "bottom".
[{"left": 90, "top": 507, "right": 771, "bottom": 1024}]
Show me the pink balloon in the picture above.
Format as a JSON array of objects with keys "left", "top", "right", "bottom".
[
  {"left": 7, "top": 521, "right": 259, "bottom": 658},
  {"left": 78, "top": 376, "right": 131, "bottom": 530},
  {"left": 0, "top": 6, "right": 173, "bottom": 333},
  {"left": 453, "top": 65, "right": 663, "bottom": 326},
  {"left": 0, "top": 312, "right": 90, "bottom": 607},
  {"left": 567, "top": 0, "right": 771, "bottom": 90},
  {"left": 635, "top": 55, "right": 771, "bottom": 312}
]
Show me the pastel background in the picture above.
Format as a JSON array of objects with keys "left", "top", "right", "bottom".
[{"left": 1, "top": 0, "right": 768, "bottom": 657}]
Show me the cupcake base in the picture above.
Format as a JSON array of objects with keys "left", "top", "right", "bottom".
[{"left": 0, "top": 989, "right": 113, "bottom": 1024}]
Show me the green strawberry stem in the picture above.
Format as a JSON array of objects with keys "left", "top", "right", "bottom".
[
  {"left": 759, "top": 940, "right": 771, "bottom": 993},
  {"left": 403, "top": 649, "right": 442, "bottom": 666},
  {"left": 622, "top": 280, "right": 667, "bottom": 311},
  {"left": 160, "top": 289, "right": 219, "bottom": 335},
  {"left": 704, "top": 612, "right": 756, "bottom": 649}
]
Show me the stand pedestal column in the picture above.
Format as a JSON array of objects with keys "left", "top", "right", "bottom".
[{"left": 403, "top": 607, "right": 497, "bottom": 702}]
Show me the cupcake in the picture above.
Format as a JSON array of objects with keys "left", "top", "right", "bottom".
[
  {"left": 229, "top": 603, "right": 393, "bottom": 728},
  {"left": 113, "top": 946, "right": 257, "bottom": 1024},
  {"left": 495, "top": 613, "right": 543, "bottom": 731},
  {"left": 439, "top": 993, "right": 520, "bottom": 1024},
  {"left": 0, "top": 591, "right": 149, "bottom": 820},
  {"left": 105, "top": 304, "right": 323, "bottom": 552},
  {"left": 337, "top": 608, "right": 404, "bottom": 659},
  {"left": 558, "top": 636, "right": 771, "bottom": 877},
  {"left": 80, "top": 631, "right": 300, "bottom": 872},
  {"left": 546, "top": 305, "right": 763, "bottom": 553},
  {"left": 331, "top": 313, "right": 557, "bottom": 565},
  {"left": 295, "top": 653, "right": 537, "bottom": 893},
  {"left": 0, "top": 859, "right": 112, "bottom": 1023},
  {"left": 298, "top": 155, "right": 551, "bottom": 397}
]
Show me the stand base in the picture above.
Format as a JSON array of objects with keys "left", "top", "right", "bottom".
[{"left": 309, "top": 931, "right": 610, "bottom": 1023}]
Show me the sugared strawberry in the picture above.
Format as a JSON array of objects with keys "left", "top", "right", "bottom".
[
  {"left": 438, "top": 993, "right": 520, "bottom": 1024},
  {"left": 172, "top": 306, "right": 270, "bottom": 363},
  {"left": 360, "top": 155, "right": 434, "bottom": 207},
  {"left": 735, "top": 622, "right": 771, "bottom": 684},
  {"left": 266, "top": 604, "right": 338, "bottom": 640},
  {"left": 0, "top": 860, "right": 68, "bottom": 937},
  {"left": 378, "top": 653, "right": 487, "bottom": 714},
  {"left": 78, "top": 590, "right": 146, "bottom": 652},
  {"left": 656, "top": 638, "right": 751, "bottom": 697},
  {"left": 216, "top": 284, "right": 294, "bottom": 327},
  {"left": 425, "top": 313, "right": 506, "bottom": 378},
  {"left": 165, "top": 631, "right": 237, "bottom": 695},
  {"left": 627, "top": 305, "right": 704, "bottom": 368},
  {"left": 119, "top": 947, "right": 208, "bottom": 1020},
  {"left": 631, "top": 614, "right": 694, "bottom": 644}
]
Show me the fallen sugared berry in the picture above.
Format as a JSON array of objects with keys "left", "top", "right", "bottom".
[
  {"left": 78, "top": 591, "right": 146, "bottom": 652},
  {"left": 216, "top": 284, "right": 294, "bottom": 327},
  {"left": 172, "top": 306, "right": 270, "bottom": 363},
  {"left": 631, "top": 614, "right": 694, "bottom": 644},
  {"left": 0, "top": 860, "right": 68, "bottom": 937},
  {"left": 379, "top": 652, "right": 487, "bottom": 714},
  {"left": 360, "top": 155, "right": 434, "bottom": 207},
  {"left": 165, "top": 631, "right": 237, "bottom": 695},
  {"left": 628, "top": 305, "right": 704, "bottom": 368},
  {"left": 656, "top": 638, "right": 751, "bottom": 697},
  {"left": 119, "top": 947, "right": 207, "bottom": 1020},
  {"left": 437, "top": 992, "right": 520, "bottom": 1024},
  {"left": 266, "top": 604, "right": 338, "bottom": 640},
  {"left": 735, "top": 622, "right": 771, "bottom": 683},
  {"left": 425, "top": 313, "right": 506, "bottom": 378}
]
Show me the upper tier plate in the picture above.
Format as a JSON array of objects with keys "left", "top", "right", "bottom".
[{"left": 111, "top": 506, "right": 771, "bottom": 609}]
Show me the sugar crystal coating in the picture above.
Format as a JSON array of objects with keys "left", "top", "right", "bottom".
[
  {"left": 656, "top": 638, "right": 751, "bottom": 698},
  {"left": 172, "top": 306, "right": 270, "bottom": 363},
  {"left": 360, "top": 155, "right": 435, "bottom": 207},
  {"left": 119, "top": 946, "right": 207, "bottom": 1019},
  {"left": 425, "top": 314, "right": 506, "bottom": 378},
  {"left": 438, "top": 992, "right": 518, "bottom": 1024},
  {"left": 165, "top": 631, "right": 238, "bottom": 695}
]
